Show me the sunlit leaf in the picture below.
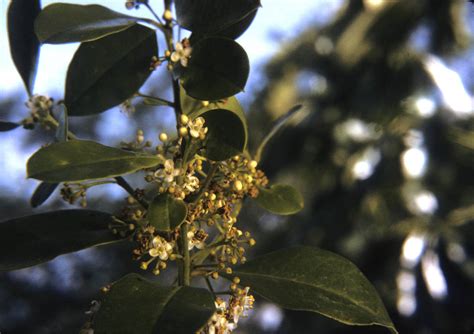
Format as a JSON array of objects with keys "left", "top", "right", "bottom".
[
  {"left": 0, "top": 121, "right": 21, "bottom": 132},
  {"left": 148, "top": 194, "right": 188, "bottom": 231},
  {"left": 175, "top": 0, "right": 260, "bottom": 34},
  {"left": 7, "top": 0, "right": 41, "bottom": 95},
  {"left": 0, "top": 210, "right": 122, "bottom": 271},
  {"left": 180, "top": 37, "right": 249, "bottom": 100},
  {"left": 35, "top": 3, "right": 138, "bottom": 44},
  {"left": 255, "top": 184, "right": 304, "bottom": 215},
  {"left": 30, "top": 182, "right": 59, "bottom": 208},
  {"left": 225, "top": 246, "right": 398, "bottom": 334},
  {"left": 65, "top": 24, "right": 157, "bottom": 116},
  {"left": 27, "top": 140, "right": 161, "bottom": 182},
  {"left": 94, "top": 273, "right": 215, "bottom": 334}
]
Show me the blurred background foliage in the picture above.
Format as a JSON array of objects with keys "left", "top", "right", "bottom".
[{"left": 1, "top": 0, "right": 474, "bottom": 333}]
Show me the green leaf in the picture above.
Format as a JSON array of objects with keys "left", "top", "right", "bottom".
[
  {"left": 27, "top": 140, "right": 161, "bottom": 182},
  {"left": 180, "top": 37, "right": 249, "bottom": 100},
  {"left": 148, "top": 194, "right": 188, "bottom": 231},
  {"left": 55, "top": 104, "right": 69, "bottom": 142},
  {"left": 255, "top": 184, "right": 304, "bottom": 215},
  {"left": 35, "top": 3, "right": 139, "bottom": 44},
  {"left": 225, "top": 246, "right": 397, "bottom": 334},
  {"left": 190, "top": 9, "right": 257, "bottom": 42},
  {"left": 201, "top": 108, "right": 247, "bottom": 161},
  {"left": 175, "top": 0, "right": 260, "bottom": 34},
  {"left": 94, "top": 274, "right": 216, "bottom": 334},
  {"left": 255, "top": 104, "right": 303, "bottom": 162},
  {"left": 8, "top": 0, "right": 41, "bottom": 95},
  {"left": 30, "top": 182, "right": 59, "bottom": 208},
  {"left": 0, "top": 210, "right": 121, "bottom": 271},
  {"left": 0, "top": 121, "right": 21, "bottom": 132},
  {"left": 65, "top": 24, "right": 157, "bottom": 116}
]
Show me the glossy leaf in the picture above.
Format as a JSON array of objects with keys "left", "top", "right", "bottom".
[
  {"left": 225, "top": 246, "right": 397, "bottom": 333},
  {"left": 175, "top": 0, "right": 260, "bottom": 34},
  {"left": 35, "top": 3, "right": 138, "bottom": 44},
  {"left": 181, "top": 37, "right": 249, "bottom": 100},
  {"left": 191, "top": 9, "right": 257, "bottom": 42},
  {"left": 0, "top": 121, "right": 21, "bottom": 132},
  {"left": 148, "top": 194, "right": 188, "bottom": 231},
  {"left": 8, "top": 0, "right": 41, "bottom": 95},
  {"left": 27, "top": 140, "right": 161, "bottom": 182},
  {"left": 30, "top": 182, "right": 59, "bottom": 208},
  {"left": 0, "top": 210, "right": 121, "bottom": 271},
  {"left": 256, "top": 184, "right": 304, "bottom": 215},
  {"left": 65, "top": 24, "right": 157, "bottom": 116},
  {"left": 200, "top": 108, "right": 247, "bottom": 161},
  {"left": 94, "top": 273, "right": 215, "bottom": 334}
]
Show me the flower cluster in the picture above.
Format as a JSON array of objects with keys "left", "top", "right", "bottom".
[
  {"left": 22, "top": 94, "right": 54, "bottom": 129},
  {"left": 199, "top": 285, "right": 255, "bottom": 334}
]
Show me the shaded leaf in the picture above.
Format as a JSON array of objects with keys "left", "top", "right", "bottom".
[
  {"left": 0, "top": 210, "right": 121, "bottom": 271},
  {"left": 55, "top": 104, "right": 69, "bottom": 142},
  {"left": 65, "top": 24, "right": 157, "bottom": 116},
  {"left": 8, "top": 0, "right": 41, "bottom": 95},
  {"left": 27, "top": 140, "right": 161, "bottom": 182},
  {"left": 175, "top": 0, "right": 260, "bottom": 34},
  {"left": 255, "top": 104, "right": 303, "bottom": 162},
  {"left": 94, "top": 273, "right": 215, "bottom": 334},
  {"left": 225, "top": 246, "right": 397, "bottom": 333},
  {"left": 149, "top": 194, "right": 188, "bottom": 231},
  {"left": 200, "top": 109, "right": 247, "bottom": 161},
  {"left": 35, "top": 3, "right": 138, "bottom": 44},
  {"left": 0, "top": 121, "right": 21, "bottom": 132},
  {"left": 255, "top": 184, "right": 304, "bottom": 215},
  {"left": 190, "top": 9, "right": 257, "bottom": 42},
  {"left": 181, "top": 37, "right": 249, "bottom": 100},
  {"left": 30, "top": 182, "right": 59, "bottom": 208}
]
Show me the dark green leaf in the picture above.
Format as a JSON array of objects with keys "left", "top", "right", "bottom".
[
  {"left": 190, "top": 9, "right": 257, "bottom": 42},
  {"left": 225, "top": 247, "right": 397, "bottom": 333},
  {"left": 65, "top": 24, "right": 157, "bottom": 116},
  {"left": 55, "top": 104, "right": 68, "bottom": 142},
  {"left": 30, "top": 182, "right": 59, "bottom": 208},
  {"left": 175, "top": 0, "right": 260, "bottom": 34},
  {"left": 0, "top": 210, "right": 121, "bottom": 271},
  {"left": 94, "top": 274, "right": 215, "bottom": 334},
  {"left": 35, "top": 3, "right": 138, "bottom": 44},
  {"left": 200, "top": 108, "right": 247, "bottom": 161},
  {"left": 256, "top": 184, "right": 304, "bottom": 215},
  {"left": 255, "top": 104, "right": 303, "bottom": 162},
  {"left": 148, "top": 194, "right": 188, "bottom": 231},
  {"left": 27, "top": 140, "right": 161, "bottom": 182},
  {"left": 0, "top": 121, "right": 21, "bottom": 132},
  {"left": 180, "top": 37, "right": 249, "bottom": 100},
  {"left": 8, "top": 0, "right": 41, "bottom": 95}
]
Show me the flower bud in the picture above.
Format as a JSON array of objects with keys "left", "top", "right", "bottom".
[{"left": 159, "top": 132, "right": 168, "bottom": 142}]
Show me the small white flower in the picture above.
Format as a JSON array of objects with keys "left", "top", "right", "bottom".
[
  {"left": 149, "top": 236, "right": 174, "bottom": 260},
  {"left": 188, "top": 117, "right": 208, "bottom": 139},
  {"left": 187, "top": 229, "right": 207, "bottom": 250},
  {"left": 154, "top": 159, "right": 181, "bottom": 185},
  {"left": 170, "top": 40, "right": 192, "bottom": 67},
  {"left": 184, "top": 174, "right": 200, "bottom": 193}
]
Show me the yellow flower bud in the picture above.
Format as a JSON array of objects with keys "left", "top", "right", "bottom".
[
  {"left": 163, "top": 9, "right": 172, "bottom": 21},
  {"left": 165, "top": 50, "right": 171, "bottom": 57},
  {"left": 249, "top": 238, "right": 256, "bottom": 246},
  {"left": 248, "top": 160, "right": 258, "bottom": 169},
  {"left": 179, "top": 126, "right": 188, "bottom": 137},
  {"left": 226, "top": 267, "right": 233, "bottom": 274},
  {"left": 233, "top": 180, "right": 243, "bottom": 191},
  {"left": 159, "top": 132, "right": 168, "bottom": 142},
  {"left": 201, "top": 100, "right": 209, "bottom": 107},
  {"left": 233, "top": 277, "right": 241, "bottom": 284},
  {"left": 180, "top": 114, "right": 189, "bottom": 125},
  {"left": 212, "top": 272, "right": 219, "bottom": 280}
]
